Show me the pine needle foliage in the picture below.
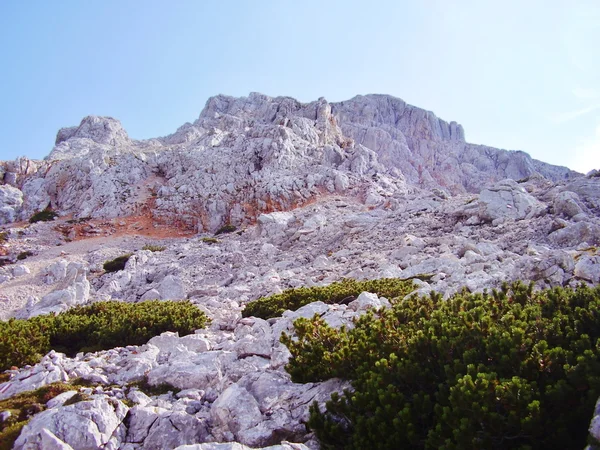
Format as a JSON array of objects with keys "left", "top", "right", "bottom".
[
  {"left": 214, "top": 224, "right": 236, "bottom": 235},
  {"left": 29, "top": 209, "right": 58, "bottom": 223},
  {"left": 0, "top": 300, "right": 209, "bottom": 371},
  {"left": 282, "top": 282, "right": 600, "bottom": 449},
  {"left": 243, "top": 278, "right": 416, "bottom": 319},
  {"left": 142, "top": 244, "right": 166, "bottom": 252},
  {"left": 103, "top": 254, "right": 133, "bottom": 272}
]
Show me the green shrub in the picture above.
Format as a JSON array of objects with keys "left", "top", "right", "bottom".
[
  {"left": 243, "top": 278, "right": 416, "bottom": 319},
  {"left": 65, "top": 216, "right": 91, "bottom": 224},
  {"left": 282, "top": 282, "right": 600, "bottom": 449},
  {"left": 103, "top": 254, "right": 133, "bottom": 273},
  {"left": 29, "top": 209, "right": 58, "bottom": 223},
  {"left": 0, "top": 231, "right": 8, "bottom": 243},
  {"left": 214, "top": 224, "right": 236, "bottom": 235},
  {"left": 62, "top": 392, "right": 92, "bottom": 406},
  {"left": 201, "top": 237, "right": 220, "bottom": 245},
  {"left": 16, "top": 251, "right": 33, "bottom": 261},
  {"left": 142, "top": 244, "right": 166, "bottom": 252},
  {"left": 0, "top": 300, "right": 209, "bottom": 371},
  {"left": 0, "top": 421, "right": 27, "bottom": 450}
]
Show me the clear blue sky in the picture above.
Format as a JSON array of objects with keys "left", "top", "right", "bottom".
[{"left": 1, "top": 0, "right": 598, "bottom": 173}]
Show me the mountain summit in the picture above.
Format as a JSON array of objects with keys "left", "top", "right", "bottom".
[{"left": 0, "top": 93, "right": 577, "bottom": 230}]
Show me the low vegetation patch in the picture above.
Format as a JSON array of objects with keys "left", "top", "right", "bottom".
[
  {"left": 142, "top": 244, "right": 166, "bottom": 252},
  {"left": 0, "top": 231, "right": 8, "bottom": 243},
  {"left": 65, "top": 216, "right": 91, "bottom": 224},
  {"left": 16, "top": 251, "right": 33, "bottom": 261},
  {"left": 0, "top": 300, "right": 209, "bottom": 371},
  {"left": 282, "top": 282, "right": 600, "bottom": 449},
  {"left": 103, "top": 253, "right": 133, "bottom": 273},
  {"left": 214, "top": 224, "right": 236, "bottom": 235},
  {"left": 243, "top": 278, "right": 416, "bottom": 320},
  {"left": 29, "top": 209, "right": 58, "bottom": 223},
  {"left": 0, "top": 381, "right": 88, "bottom": 450},
  {"left": 201, "top": 237, "right": 219, "bottom": 245},
  {"left": 129, "top": 376, "right": 180, "bottom": 397}
]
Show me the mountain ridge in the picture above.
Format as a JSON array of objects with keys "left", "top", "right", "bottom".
[{"left": 0, "top": 93, "right": 579, "bottom": 230}]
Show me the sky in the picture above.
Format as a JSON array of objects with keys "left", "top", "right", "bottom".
[{"left": 0, "top": 0, "right": 598, "bottom": 173}]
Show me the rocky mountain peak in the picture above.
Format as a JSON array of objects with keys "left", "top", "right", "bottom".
[
  {"left": 0, "top": 92, "right": 582, "bottom": 231},
  {"left": 54, "top": 115, "right": 130, "bottom": 147}
]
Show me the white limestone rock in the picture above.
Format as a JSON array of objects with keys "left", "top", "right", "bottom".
[
  {"left": 566, "top": 177, "right": 600, "bottom": 213},
  {"left": 20, "top": 177, "right": 51, "bottom": 220},
  {"left": 38, "top": 429, "right": 75, "bottom": 450},
  {"left": 132, "top": 408, "right": 210, "bottom": 450},
  {"left": 574, "top": 256, "right": 600, "bottom": 283},
  {"left": 554, "top": 191, "right": 585, "bottom": 218},
  {"left": 0, "top": 184, "right": 23, "bottom": 224},
  {"left": 13, "top": 396, "right": 128, "bottom": 450},
  {"left": 18, "top": 262, "right": 90, "bottom": 318},
  {"left": 348, "top": 291, "right": 391, "bottom": 312},
  {"left": 0, "top": 351, "right": 69, "bottom": 400},
  {"left": 158, "top": 275, "right": 186, "bottom": 300},
  {"left": 11, "top": 264, "right": 30, "bottom": 277},
  {"left": 210, "top": 384, "right": 263, "bottom": 443},
  {"left": 477, "top": 179, "right": 546, "bottom": 224},
  {"left": 258, "top": 212, "right": 295, "bottom": 239},
  {"left": 46, "top": 391, "right": 78, "bottom": 409}
]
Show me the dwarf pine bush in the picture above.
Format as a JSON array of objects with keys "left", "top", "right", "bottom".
[
  {"left": 282, "top": 282, "right": 600, "bottom": 449},
  {"left": 103, "top": 253, "right": 133, "bottom": 272},
  {"left": 242, "top": 278, "right": 416, "bottom": 319},
  {"left": 29, "top": 209, "right": 58, "bottom": 223},
  {"left": 214, "top": 224, "right": 237, "bottom": 235},
  {"left": 0, "top": 300, "right": 209, "bottom": 371},
  {"left": 142, "top": 244, "right": 166, "bottom": 252}
]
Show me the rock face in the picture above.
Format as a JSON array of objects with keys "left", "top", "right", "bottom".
[
  {"left": 0, "top": 184, "right": 23, "bottom": 224},
  {"left": 0, "top": 93, "right": 577, "bottom": 228}
]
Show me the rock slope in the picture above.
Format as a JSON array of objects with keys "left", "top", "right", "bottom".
[
  {"left": 0, "top": 93, "right": 577, "bottom": 230},
  {"left": 0, "top": 93, "right": 598, "bottom": 449}
]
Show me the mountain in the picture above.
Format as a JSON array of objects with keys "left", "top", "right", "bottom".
[
  {"left": 0, "top": 93, "right": 578, "bottom": 229},
  {"left": 0, "top": 93, "right": 599, "bottom": 449}
]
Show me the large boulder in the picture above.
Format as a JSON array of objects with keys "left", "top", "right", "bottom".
[
  {"left": 13, "top": 397, "right": 128, "bottom": 450},
  {"left": 553, "top": 190, "right": 585, "bottom": 218},
  {"left": 17, "top": 262, "right": 90, "bottom": 318},
  {"left": 477, "top": 179, "right": 545, "bottom": 223},
  {"left": 210, "top": 384, "right": 263, "bottom": 443}
]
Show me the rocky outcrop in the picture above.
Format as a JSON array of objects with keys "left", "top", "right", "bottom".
[
  {"left": 0, "top": 184, "right": 23, "bottom": 223},
  {"left": 16, "top": 261, "right": 90, "bottom": 318},
  {"left": 0, "top": 93, "right": 580, "bottom": 228},
  {"left": 332, "top": 94, "right": 575, "bottom": 192},
  {"left": 14, "top": 396, "right": 129, "bottom": 450},
  {"left": 3, "top": 296, "right": 365, "bottom": 448}
]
